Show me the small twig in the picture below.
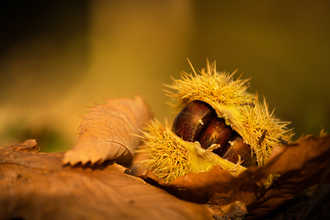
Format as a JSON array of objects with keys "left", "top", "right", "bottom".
[
  {"left": 240, "top": 102, "right": 255, "bottom": 108},
  {"left": 278, "top": 136, "right": 289, "bottom": 145},
  {"left": 258, "top": 130, "right": 267, "bottom": 145}
]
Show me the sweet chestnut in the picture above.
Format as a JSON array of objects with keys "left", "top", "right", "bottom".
[
  {"left": 221, "top": 136, "right": 256, "bottom": 167},
  {"left": 172, "top": 100, "right": 256, "bottom": 167},
  {"left": 171, "top": 101, "right": 213, "bottom": 143},
  {"left": 140, "top": 61, "right": 293, "bottom": 184}
]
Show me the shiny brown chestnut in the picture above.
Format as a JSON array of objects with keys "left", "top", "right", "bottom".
[
  {"left": 221, "top": 136, "right": 256, "bottom": 167},
  {"left": 171, "top": 101, "right": 214, "bottom": 144},
  {"left": 199, "top": 117, "right": 232, "bottom": 155},
  {"left": 172, "top": 100, "right": 256, "bottom": 167}
]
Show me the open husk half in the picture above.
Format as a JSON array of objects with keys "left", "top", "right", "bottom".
[{"left": 138, "top": 60, "right": 293, "bottom": 186}]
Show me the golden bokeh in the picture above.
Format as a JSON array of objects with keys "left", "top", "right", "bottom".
[{"left": 0, "top": 0, "right": 329, "bottom": 151}]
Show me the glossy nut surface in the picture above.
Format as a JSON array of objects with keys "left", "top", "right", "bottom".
[
  {"left": 221, "top": 137, "right": 256, "bottom": 167},
  {"left": 171, "top": 101, "right": 213, "bottom": 142},
  {"left": 172, "top": 100, "right": 256, "bottom": 167},
  {"left": 199, "top": 117, "right": 232, "bottom": 153}
]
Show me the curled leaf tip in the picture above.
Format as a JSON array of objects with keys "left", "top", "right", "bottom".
[{"left": 63, "top": 95, "right": 151, "bottom": 166}]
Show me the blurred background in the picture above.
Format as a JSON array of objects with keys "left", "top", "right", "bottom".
[{"left": 0, "top": 0, "right": 329, "bottom": 152}]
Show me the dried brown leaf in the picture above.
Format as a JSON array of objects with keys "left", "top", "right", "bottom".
[
  {"left": 133, "top": 134, "right": 330, "bottom": 219},
  {"left": 212, "top": 201, "right": 248, "bottom": 220},
  {"left": 0, "top": 140, "right": 214, "bottom": 220},
  {"left": 3, "top": 139, "right": 39, "bottom": 152},
  {"left": 63, "top": 95, "right": 151, "bottom": 166}
]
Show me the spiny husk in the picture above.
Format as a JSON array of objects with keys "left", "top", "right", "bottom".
[
  {"left": 140, "top": 60, "right": 294, "bottom": 185},
  {"left": 140, "top": 120, "right": 246, "bottom": 184},
  {"left": 165, "top": 60, "right": 294, "bottom": 167}
]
